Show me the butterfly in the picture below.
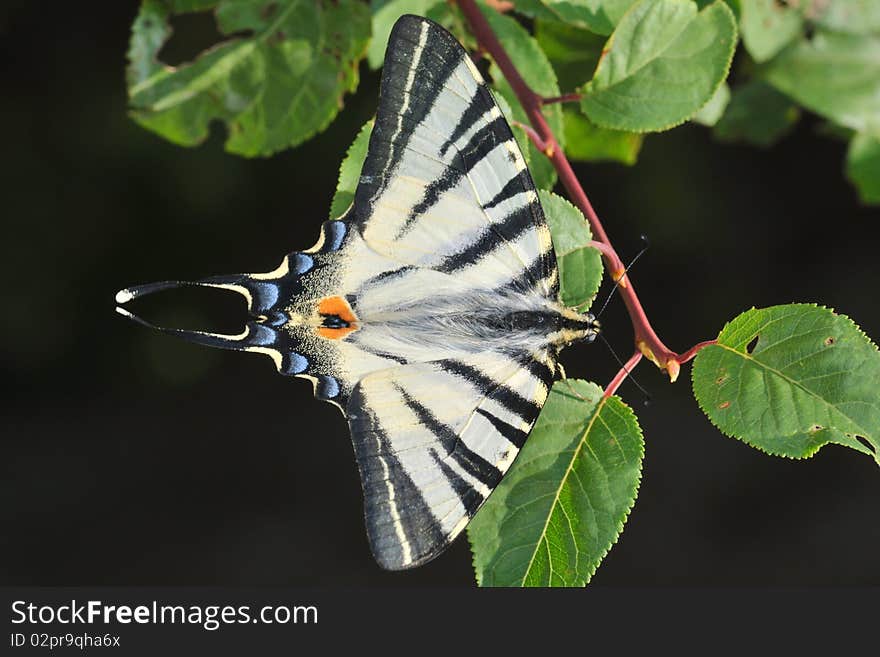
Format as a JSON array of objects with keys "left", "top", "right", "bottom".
[{"left": 116, "top": 15, "right": 599, "bottom": 570}]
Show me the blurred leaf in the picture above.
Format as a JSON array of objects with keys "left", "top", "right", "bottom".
[
  {"left": 512, "top": 0, "right": 638, "bottom": 35},
  {"left": 579, "top": 0, "right": 737, "bottom": 132},
  {"left": 812, "top": 0, "right": 880, "bottom": 35},
  {"left": 700, "top": 0, "right": 740, "bottom": 14},
  {"left": 127, "top": 0, "right": 371, "bottom": 156},
  {"left": 846, "top": 132, "right": 880, "bottom": 204},
  {"left": 540, "top": 190, "right": 603, "bottom": 308},
  {"left": 692, "top": 304, "right": 880, "bottom": 464},
  {"left": 814, "top": 120, "right": 856, "bottom": 142},
  {"left": 330, "top": 120, "right": 373, "bottom": 219},
  {"left": 564, "top": 108, "right": 643, "bottom": 164},
  {"left": 714, "top": 80, "right": 799, "bottom": 146},
  {"left": 691, "top": 81, "right": 730, "bottom": 126},
  {"left": 761, "top": 31, "right": 880, "bottom": 133},
  {"left": 535, "top": 19, "right": 605, "bottom": 91},
  {"left": 739, "top": 0, "right": 803, "bottom": 62},
  {"left": 367, "top": 0, "right": 446, "bottom": 69},
  {"left": 482, "top": 6, "right": 564, "bottom": 189},
  {"left": 469, "top": 380, "right": 643, "bottom": 587}
]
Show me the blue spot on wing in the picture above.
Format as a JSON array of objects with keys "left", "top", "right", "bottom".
[
  {"left": 283, "top": 353, "right": 309, "bottom": 375},
  {"left": 317, "top": 375, "right": 340, "bottom": 399},
  {"left": 248, "top": 324, "right": 276, "bottom": 346},
  {"left": 251, "top": 282, "right": 279, "bottom": 311},
  {"left": 292, "top": 253, "right": 314, "bottom": 274},
  {"left": 323, "top": 221, "right": 347, "bottom": 252}
]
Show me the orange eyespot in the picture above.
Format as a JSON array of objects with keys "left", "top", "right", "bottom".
[{"left": 316, "top": 296, "right": 359, "bottom": 339}]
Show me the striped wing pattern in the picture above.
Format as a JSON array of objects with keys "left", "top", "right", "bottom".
[
  {"left": 353, "top": 15, "right": 557, "bottom": 297},
  {"left": 340, "top": 15, "right": 558, "bottom": 569},
  {"left": 117, "top": 15, "right": 567, "bottom": 570},
  {"left": 349, "top": 354, "right": 554, "bottom": 569}
]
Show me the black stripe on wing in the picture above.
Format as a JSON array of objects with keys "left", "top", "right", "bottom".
[
  {"left": 348, "top": 386, "right": 449, "bottom": 571},
  {"left": 353, "top": 14, "right": 556, "bottom": 294},
  {"left": 396, "top": 114, "right": 511, "bottom": 239},
  {"left": 396, "top": 387, "right": 503, "bottom": 489},
  {"left": 435, "top": 202, "right": 536, "bottom": 274},
  {"left": 440, "top": 359, "right": 542, "bottom": 421},
  {"left": 354, "top": 16, "right": 461, "bottom": 215}
]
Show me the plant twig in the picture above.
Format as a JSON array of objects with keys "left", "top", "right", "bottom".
[
  {"left": 455, "top": 0, "right": 715, "bottom": 393},
  {"left": 604, "top": 351, "right": 643, "bottom": 398},
  {"left": 542, "top": 93, "right": 583, "bottom": 105}
]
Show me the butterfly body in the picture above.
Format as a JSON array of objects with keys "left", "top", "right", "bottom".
[{"left": 117, "top": 15, "right": 598, "bottom": 570}]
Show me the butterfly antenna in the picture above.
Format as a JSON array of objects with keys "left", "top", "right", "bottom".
[
  {"left": 594, "top": 234, "right": 650, "bottom": 319},
  {"left": 598, "top": 332, "right": 652, "bottom": 404}
]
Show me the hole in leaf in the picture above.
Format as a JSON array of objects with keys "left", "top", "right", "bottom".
[
  {"left": 853, "top": 435, "right": 875, "bottom": 454},
  {"left": 804, "top": 22, "right": 816, "bottom": 42},
  {"left": 158, "top": 12, "right": 233, "bottom": 67},
  {"left": 715, "top": 374, "right": 728, "bottom": 385},
  {"left": 718, "top": 401, "right": 730, "bottom": 410},
  {"left": 808, "top": 424, "right": 823, "bottom": 434},
  {"left": 745, "top": 335, "right": 759, "bottom": 354},
  {"left": 824, "top": 336, "right": 835, "bottom": 346}
]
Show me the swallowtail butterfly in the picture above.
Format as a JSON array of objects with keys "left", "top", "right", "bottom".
[{"left": 116, "top": 15, "right": 600, "bottom": 570}]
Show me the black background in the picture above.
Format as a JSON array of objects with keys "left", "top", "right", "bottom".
[{"left": 2, "top": 3, "right": 878, "bottom": 588}]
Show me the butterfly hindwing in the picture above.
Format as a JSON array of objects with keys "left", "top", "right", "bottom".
[{"left": 348, "top": 351, "right": 556, "bottom": 569}]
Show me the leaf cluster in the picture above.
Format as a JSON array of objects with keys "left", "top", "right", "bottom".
[
  {"left": 125, "top": 0, "right": 880, "bottom": 588},
  {"left": 127, "top": 1, "right": 880, "bottom": 201}
]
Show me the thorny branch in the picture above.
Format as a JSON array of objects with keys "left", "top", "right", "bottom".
[{"left": 456, "top": 0, "right": 716, "bottom": 396}]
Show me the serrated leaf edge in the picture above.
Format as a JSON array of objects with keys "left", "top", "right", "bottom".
[
  {"left": 691, "top": 303, "right": 880, "bottom": 463},
  {"left": 471, "top": 390, "right": 644, "bottom": 587},
  {"left": 579, "top": 0, "right": 739, "bottom": 134}
]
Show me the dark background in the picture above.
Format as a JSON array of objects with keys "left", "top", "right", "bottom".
[{"left": 2, "top": 3, "right": 878, "bottom": 587}]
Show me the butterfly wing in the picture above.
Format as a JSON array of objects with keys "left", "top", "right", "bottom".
[
  {"left": 350, "top": 14, "right": 557, "bottom": 298},
  {"left": 336, "top": 15, "right": 562, "bottom": 568},
  {"left": 116, "top": 14, "right": 564, "bottom": 570},
  {"left": 348, "top": 351, "right": 555, "bottom": 569}
]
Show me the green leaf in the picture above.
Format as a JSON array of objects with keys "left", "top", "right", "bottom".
[
  {"left": 691, "top": 81, "right": 730, "bottom": 126},
  {"left": 713, "top": 80, "right": 799, "bottom": 146},
  {"left": 469, "top": 380, "right": 644, "bottom": 587},
  {"left": 540, "top": 190, "right": 603, "bottom": 308},
  {"left": 846, "top": 132, "right": 880, "bottom": 205},
  {"left": 330, "top": 120, "right": 373, "bottom": 219},
  {"left": 367, "top": 0, "right": 446, "bottom": 69},
  {"left": 739, "top": 0, "right": 803, "bottom": 62},
  {"left": 692, "top": 304, "right": 880, "bottom": 464},
  {"left": 126, "top": 0, "right": 371, "bottom": 156},
  {"left": 812, "top": 0, "right": 880, "bottom": 36},
  {"left": 563, "top": 108, "right": 643, "bottom": 164},
  {"left": 513, "top": 0, "right": 639, "bottom": 36},
  {"left": 535, "top": 19, "right": 605, "bottom": 91},
  {"left": 761, "top": 31, "right": 880, "bottom": 134},
  {"left": 482, "top": 7, "right": 565, "bottom": 189},
  {"left": 578, "top": 0, "right": 737, "bottom": 132}
]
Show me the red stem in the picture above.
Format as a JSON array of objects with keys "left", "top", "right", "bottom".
[
  {"left": 456, "top": 0, "right": 715, "bottom": 392},
  {"left": 542, "top": 93, "right": 583, "bottom": 105},
  {"left": 678, "top": 340, "right": 718, "bottom": 364},
  {"left": 604, "top": 351, "right": 643, "bottom": 398}
]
